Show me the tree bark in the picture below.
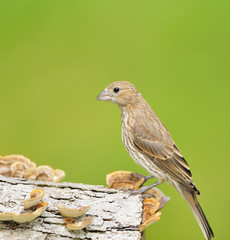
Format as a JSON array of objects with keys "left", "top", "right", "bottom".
[{"left": 0, "top": 175, "right": 143, "bottom": 240}]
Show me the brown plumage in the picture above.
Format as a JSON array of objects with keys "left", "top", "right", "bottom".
[{"left": 97, "top": 81, "right": 214, "bottom": 239}]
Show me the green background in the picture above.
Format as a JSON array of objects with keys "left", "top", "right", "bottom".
[{"left": 0, "top": 1, "right": 229, "bottom": 239}]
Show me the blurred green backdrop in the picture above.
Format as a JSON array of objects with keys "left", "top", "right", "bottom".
[{"left": 0, "top": 0, "right": 229, "bottom": 239}]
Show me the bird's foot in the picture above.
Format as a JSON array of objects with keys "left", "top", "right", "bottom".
[
  {"left": 129, "top": 173, "right": 154, "bottom": 186},
  {"left": 128, "top": 181, "right": 161, "bottom": 195}
]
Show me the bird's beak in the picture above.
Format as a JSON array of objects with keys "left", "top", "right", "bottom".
[{"left": 96, "top": 90, "right": 111, "bottom": 101}]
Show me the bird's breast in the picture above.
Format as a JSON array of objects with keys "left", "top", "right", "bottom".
[{"left": 121, "top": 114, "right": 165, "bottom": 180}]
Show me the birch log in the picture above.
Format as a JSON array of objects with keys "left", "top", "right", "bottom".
[{"left": 0, "top": 175, "right": 144, "bottom": 240}]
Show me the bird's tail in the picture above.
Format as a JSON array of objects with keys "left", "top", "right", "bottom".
[{"left": 176, "top": 184, "right": 214, "bottom": 240}]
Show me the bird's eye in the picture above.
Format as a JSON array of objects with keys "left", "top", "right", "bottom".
[{"left": 113, "top": 87, "right": 120, "bottom": 93}]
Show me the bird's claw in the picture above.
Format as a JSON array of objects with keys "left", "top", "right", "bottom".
[
  {"left": 129, "top": 172, "right": 141, "bottom": 182},
  {"left": 128, "top": 182, "right": 161, "bottom": 194},
  {"left": 129, "top": 172, "right": 154, "bottom": 183},
  {"left": 121, "top": 188, "right": 145, "bottom": 194},
  {"left": 127, "top": 188, "right": 152, "bottom": 198}
]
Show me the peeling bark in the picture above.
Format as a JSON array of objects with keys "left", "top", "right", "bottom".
[{"left": 0, "top": 176, "right": 143, "bottom": 240}]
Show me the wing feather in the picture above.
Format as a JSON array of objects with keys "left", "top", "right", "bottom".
[{"left": 132, "top": 119, "right": 200, "bottom": 194}]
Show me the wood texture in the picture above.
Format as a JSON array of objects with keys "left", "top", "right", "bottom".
[{"left": 0, "top": 176, "right": 143, "bottom": 240}]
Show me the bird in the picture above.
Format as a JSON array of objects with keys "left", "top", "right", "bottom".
[{"left": 97, "top": 81, "right": 214, "bottom": 240}]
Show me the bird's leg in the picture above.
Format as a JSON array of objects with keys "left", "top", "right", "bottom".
[
  {"left": 129, "top": 172, "right": 154, "bottom": 187},
  {"left": 129, "top": 179, "right": 164, "bottom": 195},
  {"left": 135, "top": 182, "right": 161, "bottom": 194}
]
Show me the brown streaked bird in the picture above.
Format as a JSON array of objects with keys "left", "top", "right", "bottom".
[{"left": 97, "top": 81, "right": 214, "bottom": 240}]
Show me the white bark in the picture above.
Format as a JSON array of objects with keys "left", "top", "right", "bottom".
[{"left": 0, "top": 176, "right": 143, "bottom": 240}]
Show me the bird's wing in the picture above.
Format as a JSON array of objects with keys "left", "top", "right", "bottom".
[{"left": 132, "top": 120, "right": 200, "bottom": 194}]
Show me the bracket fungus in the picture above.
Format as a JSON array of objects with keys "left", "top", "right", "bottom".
[
  {"left": 53, "top": 169, "right": 66, "bottom": 182},
  {"left": 11, "top": 162, "right": 28, "bottom": 178},
  {"left": 57, "top": 204, "right": 92, "bottom": 231},
  {"left": 106, "top": 170, "right": 170, "bottom": 233},
  {"left": 64, "top": 216, "right": 94, "bottom": 231},
  {"left": 0, "top": 202, "right": 48, "bottom": 223},
  {"left": 140, "top": 198, "right": 161, "bottom": 232},
  {"left": 106, "top": 170, "right": 145, "bottom": 190},
  {"left": 57, "top": 204, "right": 91, "bottom": 218},
  {"left": 0, "top": 154, "right": 65, "bottom": 183},
  {"left": 0, "top": 155, "right": 36, "bottom": 178},
  {"left": 26, "top": 165, "right": 65, "bottom": 182},
  {"left": 145, "top": 188, "right": 170, "bottom": 210},
  {"left": 34, "top": 166, "right": 57, "bottom": 182},
  {"left": 0, "top": 188, "right": 47, "bottom": 223},
  {"left": 23, "top": 189, "right": 46, "bottom": 209}
]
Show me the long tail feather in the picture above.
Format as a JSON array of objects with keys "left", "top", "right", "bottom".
[{"left": 176, "top": 184, "right": 214, "bottom": 240}]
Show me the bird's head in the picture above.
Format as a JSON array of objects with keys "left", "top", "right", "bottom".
[{"left": 97, "top": 81, "right": 141, "bottom": 108}]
